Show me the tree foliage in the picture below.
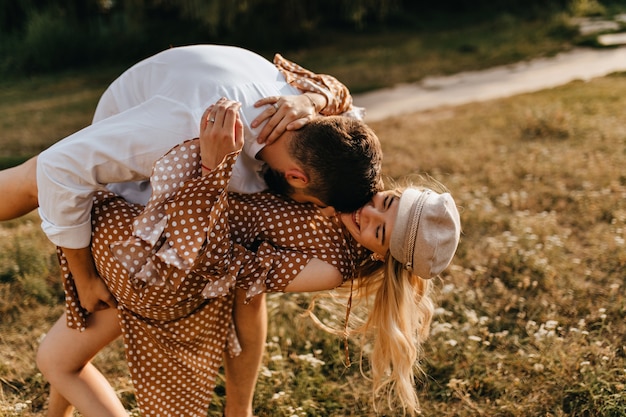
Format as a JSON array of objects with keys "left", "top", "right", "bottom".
[{"left": 0, "top": 0, "right": 601, "bottom": 75}]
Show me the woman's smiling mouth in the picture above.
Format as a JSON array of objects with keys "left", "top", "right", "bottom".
[{"left": 352, "top": 209, "right": 361, "bottom": 230}]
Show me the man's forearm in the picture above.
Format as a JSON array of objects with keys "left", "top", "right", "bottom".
[
  {"left": 62, "top": 246, "right": 116, "bottom": 312},
  {"left": 63, "top": 247, "right": 98, "bottom": 282}
]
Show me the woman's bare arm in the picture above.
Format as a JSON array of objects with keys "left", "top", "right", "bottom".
[{"left": 284, "top": 258, "right": 343, "bottom": 292}]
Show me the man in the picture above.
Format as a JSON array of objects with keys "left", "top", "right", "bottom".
[{"left": 2, "top": 45, "right": 382, "bottom": 417}]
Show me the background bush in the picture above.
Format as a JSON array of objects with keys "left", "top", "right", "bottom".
[{"left": 0, "top": 0, "right": 605, "bottom": 76}]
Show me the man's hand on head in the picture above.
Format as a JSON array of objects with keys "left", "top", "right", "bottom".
[{"left": 252, "top": 93, "right": 324, "bottom": 145}]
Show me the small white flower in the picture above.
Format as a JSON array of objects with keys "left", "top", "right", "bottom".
[
  {"left": 434, "top": 307, "right": 448, "bottom": 316},
  {"left": 465, "top": 309, "right": 479, "bottom": 324},
  {"left": 494, "top": 330, "right": 509, "bottom": 338},
  {"left": 272, "top": 391, "right": 286, "bottom": 400},
  {"left": 545, "top": 320, "right": 558, "bottom": 330},
  {"left": 430, "top": 321, "right": 453, "bottom": 335},
  {"left": 442, "top": 283, "right": 455, "bottom": 294},
  {"left": 445, "top": 339, "right": 458, "bottom": 347},
  {"left": 447, "top": 378, "right": 468, "bottom": 390},
  {"left": 296, "top": 353, "right": 325, "bottom": 367}
]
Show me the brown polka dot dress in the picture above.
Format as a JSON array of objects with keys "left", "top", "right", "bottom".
[{"left": 59, "top": 138, "right": 368, "bottom": 417}]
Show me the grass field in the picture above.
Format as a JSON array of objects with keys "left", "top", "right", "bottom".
[
  {"left": 2, "top": 71, "right": 625, "bottom": 416},
  {"left": 1, "top": 10, "right": 626, "bottom": 416}
]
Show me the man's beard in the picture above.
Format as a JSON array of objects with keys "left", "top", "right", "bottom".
[{"left": 262, "top": 165, "right": 293, "bottom": 197}]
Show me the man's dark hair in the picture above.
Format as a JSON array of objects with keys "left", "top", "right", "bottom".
[
  {"left": 287, "top": 116, "right": 383, "bottom": 212},
  {"left": 262, "top": 164, "right": 291, "bottom": 200}
]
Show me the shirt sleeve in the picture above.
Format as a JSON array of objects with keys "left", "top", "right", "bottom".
[
  {"left": 37, "top": 95, "right": 198, "bottom": 248},
  {"left": 273, "top": 53, "right": 353, "bottom": 116}
]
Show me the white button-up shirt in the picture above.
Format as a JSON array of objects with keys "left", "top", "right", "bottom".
[{"left": 37, "top": 45, "right": 301, "bottom": 248}]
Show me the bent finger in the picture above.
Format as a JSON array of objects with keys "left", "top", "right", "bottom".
[
  {"left": 200, "top": 105, "right": 216, "bottom": 131},
  {"left": 254, "top": 96, "right": 278, "bottom": 108},
  {"left": 285, "top": 117, "right": 311, "bottom": 132},
  {"left": 234, "top": 114, "right": 245, "bottom": 149},
  {"left": 256, "top": 109, "right": 283, "bottom": 143},
  {"left": 222, "top": 102, "right": 242, "bottom": 134}
]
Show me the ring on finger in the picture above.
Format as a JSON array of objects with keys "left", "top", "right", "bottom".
[
  {"left": 209, "top": 117, "right": 216, "bottom": 123},
  {"left": 273, "top": 103, "right": 279, "bottom": 110}
]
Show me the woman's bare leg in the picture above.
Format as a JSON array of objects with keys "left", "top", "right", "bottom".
[
  {"left": 46, "top": 387, "right": 74, "bottom": 417},
  {"left": 0, "top": 156, "right": 39, "bottom": 220},
  {"left": 37, "top": 308, "right": 127, "bottom": 417},
  {"left": 224, "top": 289, "right": 266, "bottom": 417}
]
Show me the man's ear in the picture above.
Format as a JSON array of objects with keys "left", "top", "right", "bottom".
[{"left": 284, "top": 168, "right": 309, "bottom": 189}]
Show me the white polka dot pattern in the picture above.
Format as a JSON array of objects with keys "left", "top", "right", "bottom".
[{"left": 59, "top": 138, "right": 369, "bottom": 416}]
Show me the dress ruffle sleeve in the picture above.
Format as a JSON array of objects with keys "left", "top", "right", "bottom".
[
  {"left": 109, "top": 139, "right": 239, "bottom": 292},
  {"left": 274, "top": 53, "right": 364, "bottom": 118},
  {"left": 109, "top": 139, "right": 284, "bottom": 305}
]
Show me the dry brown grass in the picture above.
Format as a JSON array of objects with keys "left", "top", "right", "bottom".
[
  {"left": 1, "top": 72, "right": 625, "bottom": 416},
  {"left": 368, "top": 74, "right": 626, "bottom": 416}
]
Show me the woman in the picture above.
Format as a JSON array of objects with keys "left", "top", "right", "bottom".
[{"left": 37, "top": 99, "right": 461, "bottom": 417}]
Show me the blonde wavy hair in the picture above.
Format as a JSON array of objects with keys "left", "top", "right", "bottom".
[{"left": 305, "top": 178, "right": 448, "bottom": 415}]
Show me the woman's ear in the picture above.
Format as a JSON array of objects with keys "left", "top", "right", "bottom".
[{"left": 284, "top": 168, "right": 309, "bottom": 189}]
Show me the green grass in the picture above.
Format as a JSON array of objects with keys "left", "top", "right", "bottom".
[
  {"left": 1, "top": 9, "right": 626, "bottom": 417},
  {"left": 2, "top": 73, "right": 625, "bottom": 416},
  {"left": 0, "top": 67, "right": 123, "bottom": 160},
  {"left": 281, "top": 14, "right": 579, "bottom": 93}
]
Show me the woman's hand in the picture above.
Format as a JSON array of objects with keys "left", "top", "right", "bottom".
[
  {"left": 252, "top": 93, "right": 326, "bottom": 145},
  {"left": 199, "top": 98, "right": 244, "bottom": 172}
]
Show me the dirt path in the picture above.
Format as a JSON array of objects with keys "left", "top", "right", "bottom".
[{"left": 353, "top": 46, "right": 626, "bottom": 122}]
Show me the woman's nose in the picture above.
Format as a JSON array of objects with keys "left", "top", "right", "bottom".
[{"left": 360, "top": 204, "right": 382, "bottom": 220}]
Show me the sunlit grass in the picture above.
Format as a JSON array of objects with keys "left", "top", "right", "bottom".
[
  {"left": 2, "top": 6, "right": 626, "bottom": 409},
  {"left": 369, "top": 73, "right": 626, "bottom": 416},
  {"left": 2, "top": 72, "right": 624, "bottom": 416}
]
